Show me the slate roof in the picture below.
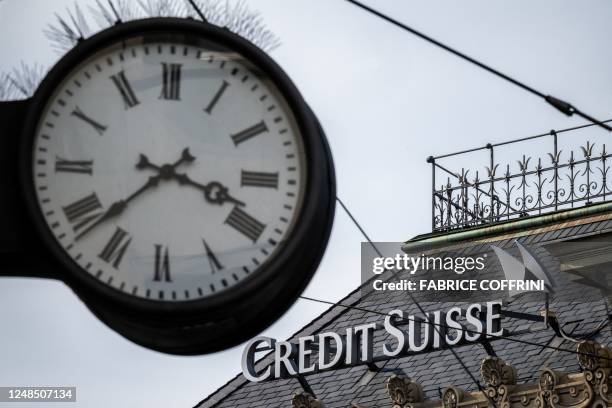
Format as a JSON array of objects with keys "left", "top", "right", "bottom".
[{"left": 196, "top": 210, "right": 612, "bottom": 408}]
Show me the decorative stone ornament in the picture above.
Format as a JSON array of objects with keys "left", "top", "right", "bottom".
[
  {"left": 381, "top": 341, "right": 612, "bottom": 408},
  {"left": 577, "top": 340, "right": 612, "bottom": 371},
  {"left": 442, "top": 387, "right": 463, "bottom": 408},
  {"left": 537, "top": 368, "right": 560, "bottom": 406},
  {"left": 386, "top": 374, "right": 424, "bottom": 408},
  {"left": 481, "top": 356, "right": 517, "bottom": 405},
  {"left": 480, "top": 357, "right": 517, "bottom": 388},
  {"left": 578, "top": 341, "right": 612, "bottom": 407},
  {"left": 538, "top": 369, "right": 558, "bottom": 393},
  {"left": 291, "top": 391, "right": 325, "bottom": 408}
]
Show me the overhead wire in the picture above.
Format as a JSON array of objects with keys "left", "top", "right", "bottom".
[
  {"left": 300, "top": 198, "right": 610, "bottom": 405},
  {"left": 185, "top": 0, "right": 612, "bottom": 401},
  {"left": 345, "top": 0, "right": 612, "bottom": 132},
  {"left": 305, "top": 198, "right": 498, "bottom": 405},
  {"left": 298, "top": 295, "right": 611, "bottom": 362}
]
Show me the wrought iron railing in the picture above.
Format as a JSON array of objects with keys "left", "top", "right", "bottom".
[{"left": 430, "top": 122, "right": 612, "bottom": 232}]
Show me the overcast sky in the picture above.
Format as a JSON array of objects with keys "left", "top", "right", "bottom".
[{"left": 1, "top": 0, "right": 612, "bottom": 407}]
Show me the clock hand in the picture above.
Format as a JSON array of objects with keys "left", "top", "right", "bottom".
[
  {"left": 76, "top": 149, "right": 196, "bottom": 241},
  {"left": 136, "top": 149, "right": 244, "bottom": 207},
  {"left": 74, "top": 175, "right": 161, "bottom": 241},
  {"left": 136, "top": 148, "right": 195, "bottom": 176},
  {"left": 175, "top": 173, "right": 246, "bottom": 207},
  {"left": 174, "top": 148, "right": 196, "bottom": 166},
  {"left": 203, "top": 181, "right": 246, "bottom": 207}
]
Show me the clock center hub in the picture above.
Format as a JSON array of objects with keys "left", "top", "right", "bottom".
[{"left": 159, "top": 164, "right": 175, "bottom": 180}]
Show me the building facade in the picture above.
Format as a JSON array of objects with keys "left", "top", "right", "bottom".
[{"left": 197, "top": 134, "right": 612, "bottom": 408}]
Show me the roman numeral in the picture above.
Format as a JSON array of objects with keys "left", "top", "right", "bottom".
[
  {"left": 159, "top": 63, "right": 182, "bottom": 100},
  {"left": 153, "top": 244, "right": 172, "bottom": 282},
  {"left": 71, "top": 106, "right": 107, "bottom": 135},
  {"left": 62, "top": 193, "right": 103, "bottom": 232},
  {"left": 204, "top": 80, "right": 230, "bottom": 114},
  {"left": 98, "top": 227, "right": 132, "bottom": 269},
  {"left": 110, "top": 71, "right": 139, "bottom": 108},
  {"left": 230, "top": 121, "right": 268, "bottom": 146},
  {"left": 202, "top": 239, "right": 224, "bottom": 274},
  {"left": 55, "top": 157, "right": 93, "bottom": 175},
  {"left": 225, "top": 206, "right": 266, "bottom": 242},
  {"left": 241, "top": 170, "right": 279, "bottom": 189}
]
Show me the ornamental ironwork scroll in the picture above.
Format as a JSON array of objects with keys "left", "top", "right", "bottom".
[{"left": 430, "top": 135, "right": 612, "bottom": 232}]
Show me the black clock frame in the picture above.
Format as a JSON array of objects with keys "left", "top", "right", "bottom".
[{"left": 18, "top": 18, "right": 336, "bottom": 354}]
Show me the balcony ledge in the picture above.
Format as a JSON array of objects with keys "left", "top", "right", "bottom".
[{"left": 403, "top": 201, "right": 612, "bottom": 253}]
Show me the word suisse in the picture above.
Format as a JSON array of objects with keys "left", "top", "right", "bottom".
[{"left": 242, "top": 301, "right": 503, "bottom": 381}]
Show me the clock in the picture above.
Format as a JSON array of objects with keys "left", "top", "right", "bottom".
[{"left": 18, "top": 18, "right": 335, "bottom": 354}]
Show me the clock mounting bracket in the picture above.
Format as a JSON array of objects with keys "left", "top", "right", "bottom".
[{"left": 0, "top": 99, "right": 60, "bottom": 279}]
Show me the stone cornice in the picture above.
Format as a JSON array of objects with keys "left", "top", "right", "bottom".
[
  {"left": 291, "top": 341, "right": 612, "bottom": 408},
  {"left": 387, "top": 340, "right": 611, "bottom": 408}
]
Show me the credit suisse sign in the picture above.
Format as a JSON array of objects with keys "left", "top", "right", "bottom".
[{"left": 242, "top": 301, "right": 503, "bottom": 382}]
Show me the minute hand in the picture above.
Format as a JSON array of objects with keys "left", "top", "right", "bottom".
[
  {"left": 75, "top": 175, "right": 161, "bottom": 241},
  {"left": 174, "top": 173, "right": 245, "bottom": 207}
]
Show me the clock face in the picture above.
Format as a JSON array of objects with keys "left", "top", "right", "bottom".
[{"left": 30, "top": 33, "right": 307, "bottom": 302}]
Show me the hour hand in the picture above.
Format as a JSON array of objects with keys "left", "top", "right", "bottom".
[{"left": 205, "top": 181, "right": 246, "bottom": 207}]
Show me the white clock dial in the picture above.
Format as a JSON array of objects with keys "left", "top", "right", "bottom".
[{"left": 31, "top": 36, "right": 306, "bottom": 301}]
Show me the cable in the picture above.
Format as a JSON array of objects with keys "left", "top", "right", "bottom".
[
  {"left": 345, "top": 0, "right": 612, "bottom": 132},
  {"left": 329, "top": 197, "right": 497, "bottom": 405},
  {"left": 336, "top": 197, "right": 381, "bottom": 256},
  {"left": 500, "top": 119, "right": 612, "bottom": 146},
  {"left": 307, "top": 199, "right": 610, "bottom": 360},
  {"left": 301, "top": 197, "right": 610, "bottom": 403},
  {"left": 434, "top": 118, "right": 612, "bottom": 160},
  {"left": 185, "top": 0, "right": 208, "bottom": 22},
  {"left": 298, "top": 295, "right": 611, "bottom": 362}
]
